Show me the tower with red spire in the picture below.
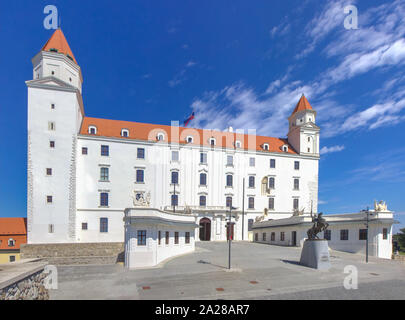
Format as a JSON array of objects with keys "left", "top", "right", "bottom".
[
  {"left": 26, "top": 29, "right": 84, "bottom": 243},
  {"left": 287, "top": 94, "right": 320, "bottom": 155}
]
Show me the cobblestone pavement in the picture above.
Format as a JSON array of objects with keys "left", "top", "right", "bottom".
[{"left": 50, "top": 241, "right": 405, "bottom": 300}]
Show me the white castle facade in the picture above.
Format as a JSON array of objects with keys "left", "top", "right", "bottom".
[{"left": 26, "top": 29, "right": 321, "bottom": 245}]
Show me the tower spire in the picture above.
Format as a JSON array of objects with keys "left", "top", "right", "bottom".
[{"left": 41, "top": 29, "right": 77, "bottom": 64}]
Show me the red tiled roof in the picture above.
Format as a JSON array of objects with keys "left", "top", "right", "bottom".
[
  {"left": 0, "top": 218, "right": 27, "bottom": 235},
  {"left": 291, "top": 94, "right": 313, "bottom": 116},
  {"left": 79, "top": 117, "right": 297, "bottom": 154},
  {"left": 41, "top": 29, "right": 77, "bottom": 64}
]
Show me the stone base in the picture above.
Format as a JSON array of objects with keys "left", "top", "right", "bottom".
[{"left": 299, "top": 239, "right": 331, "bottom": 270}]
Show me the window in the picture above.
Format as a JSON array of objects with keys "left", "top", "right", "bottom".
[
  {"left": 158, "top": 231, "right": 161, "bottom": 245},
  {"left": 47, "top": 195, "right": 53, "bottom": 204},
  {"left": 136, "top": 169, "right": 144, "bottom": 183},
  {"left": 165, "top": 231, "right": 170, "bottom": 245},
  {"left": 171, "top": 171, "right": 179, "bottom": 184},
  {"left": 82, "top": 147, "right": 88, "bottom": 155},
  {"left": 157, "top": 133, "right": 165, "bottom": 141},
  {"left": 308, "top": 148, "right": 310, "bottom": 152},
  {"left": 324, "top": 229, "right": 331, "bottom": 240},
  {"left": 227, "top": 155, "right": 234, "bottom": 166},
  {"left": 174, "top": 232, "right": 179, "bottom": 244},
  {"left": 294, "top": 161, "right": 300, "bottom": 170},
  {"left": 248, "top": 176, "right": 255, "bottom": 188},
  {"left": 340, "top": 229, "right": 349, "bottom": 240},
  {"left": 50, "top": 141, "right": 55, "bottom": 148},
  {"left": 172, "top": 150, "right": 179, "bottom": 161},
  {"left": 89, "top": 126, "right": 97, "bottom": 135},
  {"left": 137, "top": 230, "right": 147, "bottom": 246},
  {"left": 283, "top": 145, "right": 288, "bottom": 152},
  {"left": 263, "top": 233, "right": 266, "bottom": 241},
  {"left": 270, "top": 159, "right": 276, "bottom": 168},
  {"left": 171, "top": 194, "right": 178, "bottom": 206},
  {"left": 248, "top": 219, "right": 254, "bottom": 231},
  {"left": 248, "top": 197, "right": 255, "bottom": 209},
  {"left": 46, "top": 168, "right": 52, "bottom": 176},
  {"left": 48, "top": 224, "right": 54, "bottom": 233},
  {"left": 255, "top": 233, "right": 258, "bottom": 241},
  {"left": 186, "top": 136, "right": 193, "bottom": 143},
  {"left": 137, "top": 148, "right": 145, "bottom": 159},
  {"left": 121, "top": 129, "right": 129, "bottom": 137},
  {"left": 294, "top": 179, "right": 299, "bottom": 190},
  {"left": 226, "top": 175, "right": 233, "bottom": 187},
  {"left": 383, "top": 228, "right": 388, "bottom": 240},
  {"left": 101, "top": 145, "right": 109, "bottom": 156},
  {"left": 100, "top": 167, "right": 109, "bottom": 181},
  {"left": 100, "top": 193, "right": 109, "bottom": 207},
  {"left": 359, "top": 229, "right": 367, "bottom": 240},
  {"left": 200, "top": 173, "right": 207, "bottom": 186},
  {"left": 185, "top": 232, "right": 190, "bottom": 244},
  {"left": 235, "top": 141, "right": 241, "bottom": 148},
  {"left": 82, "top": 223, "right": 88, "bottom": 230},
  {"left": 308, "top": 137, "right": 311, "bottom": 142},
  {"left": 269, "top": 197, "right": 275, "bottom": 210},
  {"left": 269, "top": 177, "right": 275, "bottom": 189},
  {"left": 200, "top": 152, "right": 207, "bottom": 164},
  {"left": 100, "top": 218, "right": 108, "bottom": 233},
  {"left": 199, "top": 195, "right": 206, "bottom": 207},
  {"left": 9, "top": 256, "right": 16, "bottom": 263},
  {"left": 226, "top": 197, "right": 232, "bottom": 208},
  {"left": 48, "top": 122, "right": 55, "bottom": 131},
  {"left": 249, "top": 157, "right": 255, "bottom": 167},
  {"left": 51, "top": 103, "right": 55, "bottom": 109},
  {"left": 8, "top": 239, "right": 15, "bottom": 247},
  {"left": 263, "top": 143, "right": 269, "bottom": 151},
  {"left": 271, "top": 232, "right": 275, "bottom": 241},
  {"left": 210, "top": 138, "right": 216, "bottom": 146},
  {"left": 280, "top": 232, "right": 285, "bottom": 241},
  {"left": 293, "top": 198, "right": 299, "bottom": 210}
]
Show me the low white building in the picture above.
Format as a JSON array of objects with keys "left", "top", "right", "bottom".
[
  {"left": 124, "top": 208, "right": 198, "bottom": 268},
  {"left": 252, "top": 208, "right": 397, "bottom": 259}
]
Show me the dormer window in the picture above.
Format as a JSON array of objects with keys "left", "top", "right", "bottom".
[
  {"left": 235, "top": 141, "right": 242, "bottom": 148},
  {"left": 263, "top": 143, "right": 269, "bottom": 151},
  {"left": 209, "top": 138, "right": 216, "bottom": 146},
  {"left": 49, "top": 48, "right": 58, "bottom": 53},
  {"left": 282, "top": 145, "right": 289, "bottom": 152},
  {"left": 89, "top": 126, "right": 97, "bottom": 135},
  {"left": 121, "top": 129, "right": 129, "bottom": 138},
  {"left": 157, "top": 133, "right": 165, "bottom": 141},
  {"left": 186, "top": 136, "right": 193, "bottom": 143}
]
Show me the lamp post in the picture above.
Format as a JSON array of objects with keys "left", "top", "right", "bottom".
[{"left": 227, "top": 205, "right": 237, "bottom": 270}]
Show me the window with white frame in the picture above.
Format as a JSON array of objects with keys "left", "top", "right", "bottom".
[
  {"left": 227, "top": 155, "right": 234, "bottom": 166},
  {"left": 263, "top": 143, "right": 269, "bottom": 151},
  {"left": 249, "top": 157, "right": 255, "bottom": 167},
  {"left": 157, "top": 133, "right": 165, "bottom": 141},
  {"left": 186, "top": 136, "right": 193, "bottom": 143},
  {"left": 235, "top": 140, "right": 242, "bottom": 148},
  {"left": 209, "top": 138, "right": 216, "bottom": 146},
  {"left": 200, "top": 152, "right": 207, "bottom": 164},
  {"left": 172, "top": 150, "right": 179, "bottom": 161},
  {"left": 121, "top": 129, "right": 129, "bottom": 137},
  {"left": 88, "top": 126, "right": 97, "bottom": 134}
]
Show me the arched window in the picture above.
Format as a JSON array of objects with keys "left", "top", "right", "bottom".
[
  {"left": 200, "top": 173, "right": 207, "bottom": 186},
  {"left": 157, "top": 133, "right": 165, "bottom": 141},
  {"left": 209, "top": 138, "right": 216, "bottom": 146},
  {"left": 263, "top": 143, "right": 269, "bottom": 151},
  {"left": 199, "top": 195, "right": 206, "bottom": 207},
  {"left": 282, "top": 145, "right": 289, "bottom": 152},
  {"left": 88, "top": 126, "right": 97, "bottom": 135},
  {"left": 235, "top": 140, "right": 242, "bottom": 148},
  {"left": 186, "top": 136, "right": 193, "bottom": 143},
  {"left": 121, "top": 129, "right": 129, "bottom": 137},
  {"left": 8, "top": 238, "right": 15, "bottom": 247}
]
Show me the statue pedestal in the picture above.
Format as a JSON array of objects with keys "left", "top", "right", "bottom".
[{"left": 299, "top": 239, "right": 331, "bottom": 270}]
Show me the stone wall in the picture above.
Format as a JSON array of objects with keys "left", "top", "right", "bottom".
[
  {"left": 0, "top": 261, "right": 49, "bottom": 300},
  {"left": 21, "top": 242, "right": 124, "bottom": 265}
]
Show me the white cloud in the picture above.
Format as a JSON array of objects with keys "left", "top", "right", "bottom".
[{"left": 320, "top": 145, "right": 345, "bottom": 155}]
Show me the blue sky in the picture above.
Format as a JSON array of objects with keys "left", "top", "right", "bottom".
[{"left": 0, "top": 0, "right": 404, "bottom": 232}]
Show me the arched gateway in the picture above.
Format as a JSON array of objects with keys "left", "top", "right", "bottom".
[{"left": 199, "top": 218, "right": 211, "bottom": 241}]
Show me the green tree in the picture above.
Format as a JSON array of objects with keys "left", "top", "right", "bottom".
[{"left": 396, "top": 228, "right": 405, "bottom": 250}]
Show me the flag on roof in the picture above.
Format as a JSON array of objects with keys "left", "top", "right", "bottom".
[{"left": 183, "top": 112, "right": 195, "bottom": 127}]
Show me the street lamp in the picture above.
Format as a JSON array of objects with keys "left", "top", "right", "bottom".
[{"left": 227, "top": 205, "right": 237, "bottom": 270}]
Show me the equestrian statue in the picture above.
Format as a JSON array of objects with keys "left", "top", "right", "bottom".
[{"left": 307, "top": 212, "right": 329, "bottom": 240}]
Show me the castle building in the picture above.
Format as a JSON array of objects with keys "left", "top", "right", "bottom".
[{"left": 26, "top": 29, "right": 320, "bottom": 244}]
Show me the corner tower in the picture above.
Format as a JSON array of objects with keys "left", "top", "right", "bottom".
[
  {"left": 26, "top": 29, "right": 84, "bottom": 243},
  {"left": 287, "top": 95, "right": 320, "bottom": 156}
]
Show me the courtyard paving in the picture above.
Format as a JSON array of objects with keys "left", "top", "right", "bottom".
[{"left": 50, "top": 241, "right": 405, "bottom": 300}]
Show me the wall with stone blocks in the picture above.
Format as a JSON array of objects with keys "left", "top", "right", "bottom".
[
  {"left": 21, "top": 243, "right": 124, "bottom": 265},
  {"left": 0, "top": 265, "right": 49, "bottom": 300}
]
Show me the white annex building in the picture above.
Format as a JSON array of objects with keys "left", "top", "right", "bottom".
[{"left": 26, "top": 29, "right": 395, "bottom": 261}]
